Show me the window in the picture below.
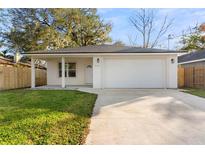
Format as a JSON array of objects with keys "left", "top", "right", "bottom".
[
  {"left": 68, "top": 63, "right": 76, "bottom": 77},
  {"left": 59, "top": 63, "right": 62, "bottom": 77},
  {"left": 59, "top": 62, "right": 76, "bottom": 77}
]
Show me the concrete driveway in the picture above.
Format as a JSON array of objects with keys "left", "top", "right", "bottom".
[{"left": 82, "top": 89, "right": 205, "bottom": 144}]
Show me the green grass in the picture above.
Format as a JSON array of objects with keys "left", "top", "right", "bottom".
[
  {"left": 0, "top": 90, "right": 97, "bottom": 145},
  {"left": 182, "top": 88, "right": 205, "bottom": 98}
]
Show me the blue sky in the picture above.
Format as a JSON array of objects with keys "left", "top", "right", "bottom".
[{"left": 97, "top": 8, "right": 205, "bottom": 49}]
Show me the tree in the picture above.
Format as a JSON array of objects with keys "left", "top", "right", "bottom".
[
  {"left": 129, "top": 9, "right": 173, "bottom": 48},
  {"left": 199, "top": 23, "right": 205, "bottom": 31},
  {"left": 0, "top": 9, "right": 7, "bottom": 57},
  {"left": 112, "top": 40, "right": 125, "bottom": 46},
  {"left": 0, "top": 9, "right": 112, "bottom": 53},
  {"left": 180, "top": 23, "right": 205, "bottom": 51},
  {"left": 0, "top": 9, "right": 4, "bottom": 48}
]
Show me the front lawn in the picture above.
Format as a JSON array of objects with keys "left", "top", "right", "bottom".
[
  {"left": 0, "top": 90, "right": 97, "bottom": 145},
  {"left": 182, "top": 88, "right": 205, "bottom": 98}
]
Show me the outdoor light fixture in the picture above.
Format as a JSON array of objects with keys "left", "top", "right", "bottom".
[
  {"left": 171, "top": 58, "right": 175, "bottom": 64},
  {"left": 97, "top": 58, "right": 100, "bottom": 63}
]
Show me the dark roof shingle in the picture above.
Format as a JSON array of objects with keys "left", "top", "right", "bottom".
[
  {"left": 24, "top": 44, "right": 178, "bottom": 54},
  {"left": 178, "top": 49, "right": 205, "bottom": 63}
]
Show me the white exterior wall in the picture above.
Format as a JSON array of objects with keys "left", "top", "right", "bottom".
[
  {"left": 93, "top": 56, "right": 103, "bottom": 88},
  {"left": 92, "top": 55, "right": 178, "bottom": 89},
  {"left": 47, "top": 57, "right": 92, "bottom": 86},
  {"left": 166, "top": 56, "right": 178, "bottom": 88},
  {"left": 46, "top": 54, "right": 178, "bottom": 89}
]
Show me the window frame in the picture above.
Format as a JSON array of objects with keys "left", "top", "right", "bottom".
[
  {"left": 68, "top": 63, "right": 76, "bottom": 77},
  {"left": 58, "top": 62, "right": 76, "bottom": 78}
]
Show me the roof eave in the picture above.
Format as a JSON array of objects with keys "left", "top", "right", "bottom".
[
  {"left": 22, "top": 52, "right": 179, "bottom": 57},
  {"left": 178, "top": 58, "right": 205, "bottom": 65}
]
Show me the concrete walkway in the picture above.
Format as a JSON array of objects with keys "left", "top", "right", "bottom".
[{"left": 83, "top": 89, "right": 205, "bottom": 145}]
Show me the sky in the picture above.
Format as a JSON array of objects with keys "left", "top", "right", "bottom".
[{"left": 97, "top": 8, "right": 205, "bottom": 50}]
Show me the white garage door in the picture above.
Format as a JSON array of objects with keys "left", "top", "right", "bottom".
[{"left": 103, "top": 58, "right": 166, "bottom": 88}]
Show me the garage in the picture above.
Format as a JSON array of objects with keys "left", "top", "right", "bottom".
[{"left": 103, "top": 57, "right": 166, "bottom": 88}]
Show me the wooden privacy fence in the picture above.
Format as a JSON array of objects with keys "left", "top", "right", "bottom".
[
  {"left": 0, "top": 60, "right": 46, "bottom": 90},
  {"left": 178, "top": 66, "right": 205, "bottom": 88},
  {"left": 178, "top": 67, "right": 185, "bottom": 88}
]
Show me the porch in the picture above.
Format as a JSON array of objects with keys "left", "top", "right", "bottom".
[
  {"left": 31, "top": 56, "right": 94, "bottom": 88},
  {"left": 33, "top": 85, "right": 93, "bottom": 90},
  {"left": 32, "top": 85, "right": 99, "bottom": 94}
]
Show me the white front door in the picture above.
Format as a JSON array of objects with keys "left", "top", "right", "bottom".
[{"left": 85, "top": 65, "right": 93, "bottom": 84}]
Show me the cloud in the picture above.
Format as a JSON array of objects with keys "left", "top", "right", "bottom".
[
  {"left": 97, "top": 8, "right": 115, "bottom": 14},
  {"left": 157, "top": 8, "right": 182, "bottom": 16},
  {"left": 191, "top": 9, "right": 205, "bottom": 19}
]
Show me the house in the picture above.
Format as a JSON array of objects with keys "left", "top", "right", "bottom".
[
  {"left": 178, "top": 49, "right": 205, "bottom": 67},
  {"left": 22, "top": 45, "right": 178, "bottom": 89}
]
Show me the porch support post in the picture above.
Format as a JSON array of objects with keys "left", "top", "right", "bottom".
[
  {"left": 61, "top": 57, "right": 65, "bottom": 88},
  {"left": 31, "top": 57, "right": 35, "bottom": 88}
]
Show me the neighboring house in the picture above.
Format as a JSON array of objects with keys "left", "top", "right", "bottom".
[
  {"left": 178, "top": 49, "right": 205, "bottom": 67},
  {"left": 23, "top": 45, "right": 178, "bottom": 89}
]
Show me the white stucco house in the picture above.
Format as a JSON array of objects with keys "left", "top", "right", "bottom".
[{"left": 23, "top": 45, "right": 178, "bottom": 89}]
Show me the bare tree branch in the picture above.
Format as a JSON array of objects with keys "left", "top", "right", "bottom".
[
  {"left": 129, "top": 9, "right": 173, "bottom": 48},
  {"left": 145, "top": 10, "right": 154, "bottom": 48},
  {"left": 127, "top": 34, "right": 138, "bottom": 46},
  {"left": 150, "top": 15, "right": 173, "bottom": 48}
]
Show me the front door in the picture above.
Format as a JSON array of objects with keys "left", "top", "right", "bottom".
[{"left": 85, "top": 65, "right": 93, "bottom": 84}]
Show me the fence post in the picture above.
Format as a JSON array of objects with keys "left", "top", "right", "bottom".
[
  {"left": 193, "top": 67, "right": 195, "bottom": 88},
  {"left": 31, "top": 58, "right": 36, "bottom": 88},
  {"left": 178, "top": 67, "right": 185, "bottom": 88}
]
